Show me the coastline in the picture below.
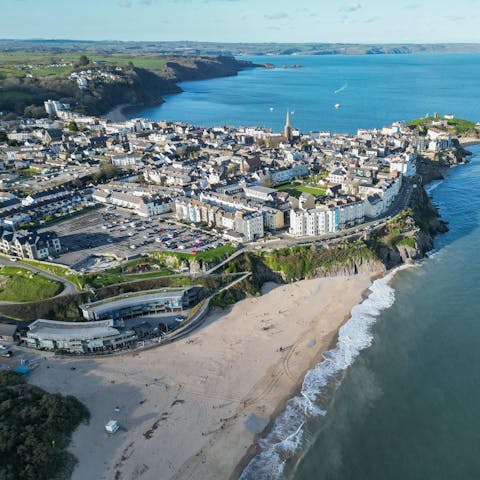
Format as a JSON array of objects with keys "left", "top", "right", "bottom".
[
  {"left": 459, "top": 136, "right": 480, "bottom": 147},
  {"left": 29, "top": 274, "right": 375, "bottom": 480}
]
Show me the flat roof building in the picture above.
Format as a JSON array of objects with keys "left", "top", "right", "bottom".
[
  {"left": 0, "top": 322, "right": 18, "bottom": 342},
  {"left": 23, "top": 319, "right": 136, "bottom": 354}
]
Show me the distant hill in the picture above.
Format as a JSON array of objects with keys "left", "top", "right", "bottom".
[
  {"left": 0, "top": 51, "right": 258, "bottom": 117},
  {"left": 2, "top": 39, "right": 480, "bottom": 56}
]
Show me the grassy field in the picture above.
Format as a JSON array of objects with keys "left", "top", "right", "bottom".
[
  {"left": 275, "top": 182, "right": 326, "bottom": 198},
  {"left": 20, "top": 260, "right": 86, "bottom": 290},
  {"left": 0, "top": 51, "right": 168, "bottom": 79},
  {"left": 0, "top": 266, "right": 63, "bottom": 302},
  {"left": 22, "top": 257, "right": 174, "bottom": 290},
  {"left": 407, "top": 117, "right": 478, "bottom": 135},
  {"left": 83, "top": 260, "right": 173, "bottom": 289},
  {"left": 151, "top": 244, "right": 236, "bottom": 264}
]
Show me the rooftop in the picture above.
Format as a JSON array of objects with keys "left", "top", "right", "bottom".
[{"left": 27, "top": 318, "right": 124, "bottom": 341}]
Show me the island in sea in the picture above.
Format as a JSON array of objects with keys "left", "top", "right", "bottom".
[{"left": 0, "top": 102, "right": 476, "bottom": 480}]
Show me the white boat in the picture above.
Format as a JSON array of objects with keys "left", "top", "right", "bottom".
[
  {"left": 269, "top": 107, "right": 274, "bottom": 112},
  {"left": 334, "top": 103, "right": 341, "bottom": 109}
]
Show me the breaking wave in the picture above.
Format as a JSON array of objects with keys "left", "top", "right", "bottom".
[{"left": 240, "top": 267, "right": 409, "bottom": 480}]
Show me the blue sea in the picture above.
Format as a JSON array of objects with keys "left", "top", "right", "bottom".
[
  {"left": 132, "top": 55, "right": 480, "bottom": 479},
  {"left": 133, "top": 54, "right": 480, "bottom": 134}
]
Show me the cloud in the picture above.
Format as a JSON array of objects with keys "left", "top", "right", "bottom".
[
  {"left": 364, "top": 16, "right": 379, "bottom": 23},
  {"left": 264, "top": 12, "right": 289, "bottom": 20},
  {"left": 404, "top": 3, "right": 419, "bottom": 9},
  {"left": 446, "top": 15, "right": 466, "bottom": 21},
  {"left": 118, "top": 0, "right": 132, "bottom": 7},
  {"left": 338, "top": 2, "right": 362, "bottom": 12}
]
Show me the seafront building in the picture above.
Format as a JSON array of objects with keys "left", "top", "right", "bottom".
[
  {"left": 23, "top": 319, "right": 137, "bottom": 354},
  {"left": 0, "top": 104, "right": 459, "bottom": 244},
  {"left": 79, "top": 287, "right": 203, "bottom": 321},
  {"left": 20, "top": 286, "right": 204, "bottom": 354}
]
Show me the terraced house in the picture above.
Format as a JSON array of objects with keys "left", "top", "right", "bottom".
[{"left": 0, "top": 229, "right": 62, "bottom": 259}]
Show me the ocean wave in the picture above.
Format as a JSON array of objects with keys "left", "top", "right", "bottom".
[{"left": 240, "top": 267, "right": 410, "bottom": 480}]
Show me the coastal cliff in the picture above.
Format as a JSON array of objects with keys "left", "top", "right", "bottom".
[
  {"left": 417, "top": 139, "right": 471, "bottom": 184},
  {"left": 0, "top": 55, "right": 259, "bottom": 118},
  {"left": 85, "top": 56, "right": 261, "bottom": 116},
  {"left": 215, "top": 150, "right": 471, "bottom": 307}
]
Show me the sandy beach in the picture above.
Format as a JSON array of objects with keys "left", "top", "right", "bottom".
[
  {"left": 30, "top": 274, "right": 376, "bottom": 480},
  {"left": 459, "top": 136, "right": 480, "bottom": 146}
]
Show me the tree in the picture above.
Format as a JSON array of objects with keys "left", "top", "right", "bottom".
[
  {"left": 67, "top": 121, "right": 79, "bottom": 132},
  {"left": 92, "top": 161, "right": 120, "bottom": 182},
  {"left": 75, "top": 55, "right": 90, "bottom": 67},
  {"left": 0, "top": 371, "right": 89, "bottom": 480}
]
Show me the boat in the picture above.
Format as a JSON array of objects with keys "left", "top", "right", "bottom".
[
  {"left": 269, "top": 107, "right": 274, "bottom": 112},
  {"left": 334, "top": 103, "right": 341, "bottom": 109}
]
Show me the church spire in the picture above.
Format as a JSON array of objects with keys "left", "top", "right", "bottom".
[{"left": 284, "top": 109, "right": 292, "bottom": 142}]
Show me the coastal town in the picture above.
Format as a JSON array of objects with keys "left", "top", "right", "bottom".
[
  {"left": 4, "top": 1, "right": 480, "bottom": 479},
  {"left": 0, "top": 100, "right": 473, "bottom": 480},
  {"left": 0, "top": 102, "right": 456, "bottom": 255},
  {"left": 0, "top": 104, "right": 466, "bottom": 345}
]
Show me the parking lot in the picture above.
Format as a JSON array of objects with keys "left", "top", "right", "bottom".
[{"left": 39, "top": 206, "right": 225, "bottom": 271}]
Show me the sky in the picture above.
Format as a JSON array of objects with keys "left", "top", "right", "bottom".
[{"left": 2, "top": 0, "right": 480, "bottom": 43}]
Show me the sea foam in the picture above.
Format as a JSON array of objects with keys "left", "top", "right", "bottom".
[{"left": 240, "top": 267, "right": 408, "bottom": 480}]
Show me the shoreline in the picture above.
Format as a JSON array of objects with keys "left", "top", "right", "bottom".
[
  {"left": 459, "top": 137, "right": 480, "bottom": 147},
  {"left": 231, "top": 158, "right": 468, "bottom": 478},
  {"left": 29, "top": 274, "right": 375, "bottom": 480},
  {"left": 230, "top": 279, "right": 377, "bottom": 479},
  {"left": 232, "top": 272, "right": 394, "bottom": 480}
]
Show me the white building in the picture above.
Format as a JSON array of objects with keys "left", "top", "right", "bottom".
[
  {"left": 235, "top": 211, "right": 264, "bottom": 241},
  {"left": 289, "top": 198, "right": 365, "bottom": 237}
]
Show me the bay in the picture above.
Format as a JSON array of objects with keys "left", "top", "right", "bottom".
[
  {"left": 132, "top": 54, "right": 480, "bottom": 134},
  {"left": 132, "top": 54, "right": 480, "bottom": 479}
]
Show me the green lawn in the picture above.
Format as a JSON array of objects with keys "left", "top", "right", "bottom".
[
  {"left": 83, "top": 267, "right": 173, "bottom": 289},
  {"left": 0, "top": 266, "right": 63, "bottom": 302},
  {"left": 20, "top": 260, "right": 85, "bottom": 290},
  {"left": 0, "top": 51, "right": 168, "bottom": 78},
  {"left": 22, "top": 257, "right": 175, "bottom": 291},
  {"left": 275, "top": 182, "right": 326, "bottom": 198},
  {"left": 151, "top": 244, "right": 236, "bottom": 263},
  {"left": 408, "top": 116, "right": 478, "bottom": 135}
]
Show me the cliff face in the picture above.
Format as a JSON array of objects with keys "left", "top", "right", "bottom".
[
  {"left": 0, "top": 55, "right": 258, "bottom": 117},
  {"left": 222, "top": 163, "right": 456, "bottom": 298},
  {"left": 416, "top": 139, "right": 471, "bottom": 185},
  {"left": 81, "top": 56, "right": 258, "bottom": 115},
  {"left": 164, "top": 56, "right": 257, "bottom": 82}
]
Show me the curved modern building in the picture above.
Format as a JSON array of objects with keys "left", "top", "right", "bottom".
[
  {"left": 24, "top": 319, "right": 136, "bottom": 353},
  {"left": 80, "top": 286, "right": 203, "bottom": 322}
]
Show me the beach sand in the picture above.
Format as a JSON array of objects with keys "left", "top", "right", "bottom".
[
  {"left": 459, "top": 136, "right": 480, "bottom": 147},
  {"left": 30, "top": 273, "right": 376, "bottom": 480}
]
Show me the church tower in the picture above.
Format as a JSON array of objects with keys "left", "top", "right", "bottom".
[{"left": 284, "top": 109, "right": 292, "bottom": 143}]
